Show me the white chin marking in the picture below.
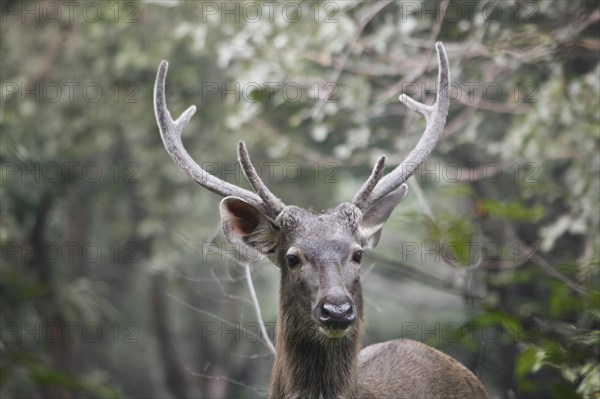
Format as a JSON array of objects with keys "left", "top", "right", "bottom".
[{"left": 319, "top": 326, "right": 350, "bottom": 338}]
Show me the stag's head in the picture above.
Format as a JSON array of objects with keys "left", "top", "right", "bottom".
[{"left": 154, "top": 43, "right": 449, "bottom": 341}]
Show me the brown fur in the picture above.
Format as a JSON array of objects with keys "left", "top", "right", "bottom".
[{"left": 358, "top": 340, "right": 488, "bottom": 399}]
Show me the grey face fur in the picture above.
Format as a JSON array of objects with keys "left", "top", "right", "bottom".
[{"left": 220, "top": 185, "right": 408, "bottom": 338}]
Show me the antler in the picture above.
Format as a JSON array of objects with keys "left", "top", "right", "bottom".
[
  {"left": 154, "top": 61, "right": 285, "bottom": 219},
  {"left": 156, "top": 43, "right": 448, "bottom": 217},
  {"left": 352, "top": 42, "right": 450, "bottom": 209}
]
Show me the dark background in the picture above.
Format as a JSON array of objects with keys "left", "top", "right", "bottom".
[{"left": 1, "top": 1, "right": 598, "bottom": 398}]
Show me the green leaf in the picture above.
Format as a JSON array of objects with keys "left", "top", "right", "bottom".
[
  {"left": 515, "top": 345, "right": 540, "bottom": 379},
  {"left": 480, "top": 200, "right": 545, "bottom": 222}
]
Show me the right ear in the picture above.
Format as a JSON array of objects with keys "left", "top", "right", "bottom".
[{"left": 220, "top": 197, "right": 281, "bottom": 261}]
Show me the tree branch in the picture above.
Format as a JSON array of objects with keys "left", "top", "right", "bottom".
[{"left": 243, "top": 262, "right": 276, "bottom": 355}]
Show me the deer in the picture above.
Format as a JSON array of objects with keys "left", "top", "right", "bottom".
[{"left": 154, "top": 42, "right": 488, "bottom": 399}]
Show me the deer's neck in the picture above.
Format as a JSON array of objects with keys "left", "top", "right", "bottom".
[{"left": 270, "top": 298, "right": 361, "bottom": 398}]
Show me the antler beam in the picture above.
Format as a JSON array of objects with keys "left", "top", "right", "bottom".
[
  {"left": 154, "top": 61, "right": 284, "bottom": 219},
  {"left": 353, "top": 42, "right": 450, "bottom": 209}
]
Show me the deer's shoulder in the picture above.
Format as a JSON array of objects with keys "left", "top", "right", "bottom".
[{"left": 358, "top": 339, "right": 488, "bottom": 399}]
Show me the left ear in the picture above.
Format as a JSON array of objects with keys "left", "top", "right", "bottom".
[{"left": 360, "top": 184, "right": 408, "bottom": 249}]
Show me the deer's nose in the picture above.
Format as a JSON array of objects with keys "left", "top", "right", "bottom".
[{"left": 317, "top": 294, "right": 356, "bottom": 329}]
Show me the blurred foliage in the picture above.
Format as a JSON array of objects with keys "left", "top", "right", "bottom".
[{"left": 1, "top": 1, "right": 599, "bottom": 398}]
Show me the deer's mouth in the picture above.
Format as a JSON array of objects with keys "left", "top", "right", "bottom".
[{"left": 318, "top": 325, "right": 351, "bottom": 339}]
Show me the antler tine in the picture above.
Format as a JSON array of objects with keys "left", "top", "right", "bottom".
[
  {"left": 365, "top": 42, "right": 450, "bottom": 206},
  {"left": 351, "top": 156, "right": 386, "bottom": 209},
  {"left": 237, "top": 141, "right": 285, "bottom": 216},
  {"left": 154, "top": 61, "right": 280, "bottom": 218}
]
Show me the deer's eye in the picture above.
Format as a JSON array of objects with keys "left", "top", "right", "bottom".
[
  {"left": 352, "top": 250, "right": 363, "bottom": 264},
  {"left": 286, "top": 254, "right": 300, "bottom": 268}
]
